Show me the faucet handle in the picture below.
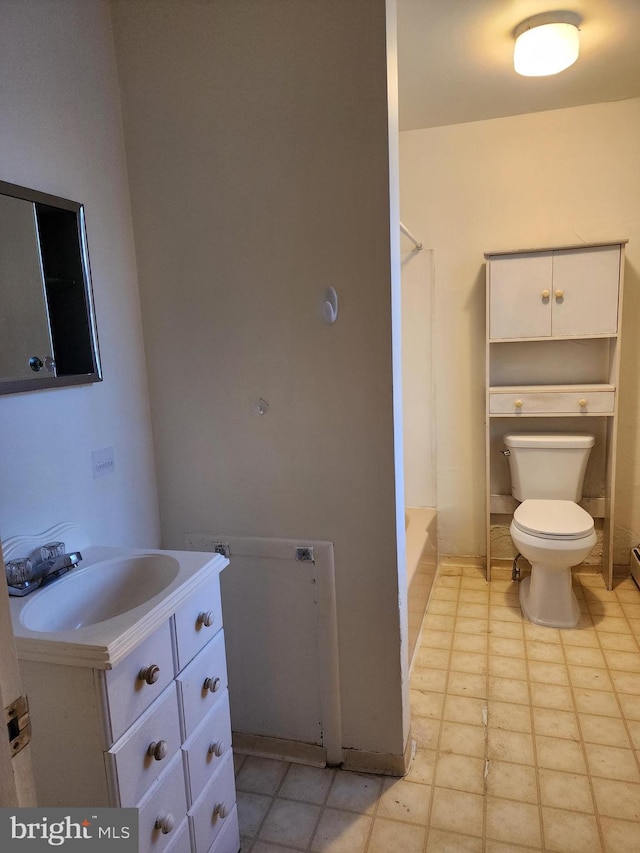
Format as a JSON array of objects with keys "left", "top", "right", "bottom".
[{"left": 40, "top": 542, "right": 65, "bottom": 561}]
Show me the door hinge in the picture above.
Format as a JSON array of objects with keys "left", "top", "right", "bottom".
[{"left": 6, "top": 695, "right": 31, "bottom": 756}]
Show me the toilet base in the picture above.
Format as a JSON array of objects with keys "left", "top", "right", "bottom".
[{"left": 519, "top": 571, "right": 580, "bottom": 629}]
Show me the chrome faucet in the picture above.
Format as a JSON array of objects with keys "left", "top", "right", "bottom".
[{"left": 5, "top": 550, "right": 82, "bottom": 597}]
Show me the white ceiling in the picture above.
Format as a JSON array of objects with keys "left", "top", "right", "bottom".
[{"left": 397, "top": 0, "right": 640, "bottom": 131}]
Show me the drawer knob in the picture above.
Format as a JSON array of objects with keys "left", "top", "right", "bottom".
[
  {"left": 514, "top": 400, "right": 523, "bottom": 409},
  {"left": 147, "top": 740, "right": 168, "bottom": 761},
  {"left": 213, "top": 802, "right": 229, "bottom": 820},
  {"left": 197, "top": 610, "right": 215, "bottom": 628},
  {"left": 555, "top": 289, "right": 564, "bottom": 299},
  {"left": 203, "top": 676, "right": 222, "bottom": 693},
  {"left": 138, "top": 664, "right": 160, "bottom": 685},
  {"left": 208, "top": 740, "right": 226, "bottom": 758},
  {"left": 579, "top": 398, "right": 587, "bottom": 407},
  {"left": 541, "top": 289, "right": 550, "bottom": 299},
  {"left": 155, "top": 813, "right": 174, "bottom": 835}
]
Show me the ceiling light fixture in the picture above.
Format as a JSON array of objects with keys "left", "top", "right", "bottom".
[{"left": 514, "top": 11, "right": 581, "bottom": 77}]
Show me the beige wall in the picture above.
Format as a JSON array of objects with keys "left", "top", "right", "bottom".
[
  {"left": 0, "top": 0, "right": 160, "bottom": 548},
  {"left": 400, "top": 98, "right": 640, "bottom": 564},
  {"left": 111, "top": 0, "right": 408, "bottom": 758}
]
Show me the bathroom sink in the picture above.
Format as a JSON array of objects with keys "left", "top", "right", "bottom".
[{"left": 20, "top": 554, "right": 180, "bottom": 632}]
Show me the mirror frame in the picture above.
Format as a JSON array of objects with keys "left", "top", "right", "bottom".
[{"left": 0, "top": 180, "right": 102, "bottom": 395}]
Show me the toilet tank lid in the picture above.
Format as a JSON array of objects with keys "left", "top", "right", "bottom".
[{"left": 504, "top": 433, "right": 595, "bottom": 449}]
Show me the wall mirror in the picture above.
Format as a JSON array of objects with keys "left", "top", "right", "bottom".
[{"left": 0, "top": 180, "right": 102, "bottom": 395}]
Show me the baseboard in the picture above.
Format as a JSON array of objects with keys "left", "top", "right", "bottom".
[
  {"left": 233, "top": 732, "right": 328, "bottom": 768},
  {"left": 341, "top": 729, "right": 412, "bottom": 778}
]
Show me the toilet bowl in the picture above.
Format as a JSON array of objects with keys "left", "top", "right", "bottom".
[{"left": 511, "top": 499, "right": 596, "bottom": 629}]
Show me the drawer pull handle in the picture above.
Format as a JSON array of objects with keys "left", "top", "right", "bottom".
[
  {"left": 555, "top": 289, "right": 564, "bottom": 299},
  {"left": 138, "top": 664, "right": 160, "bottom": 685},
  {"left": 514, "top": 400, "right": 523, "bottom": 409},
  {"left": 155, "top": 813, "right": 174, "bottom": 835},
  {"left": 579, "top": 399, "right": 587, "bottom": 407},
  {"left": 213, "top": 802, "right": 229, "bottom": 820},
  {"left": 541, "top": 289, "right": 550, "bottom": 299},
  {"left": 147, "top": 740, "right": 168, "bottom": 761},
  {"left": 203, "top": 676, "right": 222, "bottom": 693},
  {"left": 208, "top": 740, "right": 226, "bottom": 758},
  {"left": 197, "top": 610, "right": 215, "bottom": 628}
]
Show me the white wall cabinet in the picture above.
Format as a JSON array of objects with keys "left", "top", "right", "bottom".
[
  {"left": 20, "top": 574, "right": 240, "bottom": 853},
  {"left": 485, "top": 241, "right": 626, "bottom": 588}
]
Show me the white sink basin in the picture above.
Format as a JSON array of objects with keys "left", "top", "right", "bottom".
[{"left": 20, "top": 554, "right": 180, "bottom": 632}]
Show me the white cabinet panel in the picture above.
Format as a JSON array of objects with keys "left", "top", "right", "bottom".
[
  {"left": 551, "top": 246, "right": 620, "bottom": 336},
  {"left": 182, "top": 690, "right": 232, "bottom": 806},
  {"left": 489, "top": 252, "right": 552, "bottom": 339},
  {"left": 489, "top": 390, "right": 615, "bottom": 415},
  {"left": 174, "top": 574, "right": 223, "bottom": 671},
  {"left": 176, "top": 630, "right": 228, "bottom": 738},
  {"left": 137, "top": 752, "right": 188, "bottom": 853},
  {"left": 188, "top": 754, "right": 237, "bottom": 853}
]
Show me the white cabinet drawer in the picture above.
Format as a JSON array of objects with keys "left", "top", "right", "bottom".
[
  {"left": 489, "top": 390, "right": 615, "bottom": 415},
  {"left": 138, "top": 751, "right": 188, "bottom": 853},
  {"left": 104, "top": 620, "right": 175, "bottom": 743},
  {"left": 176, "top": 630, "right": 228, "bottom": 738},
  {"left": 174, "top": 575, "right": 223, "bottom": 671},
  {"left": 209, "top": 805, "right": 239, "bottom": 853},
  {"left": 188, "top": 753, "right": 236, "bottom": 853},
  {"left": 182, "top": 690, "right": 233, "bottom": 805},
  {"left": 161, "top": 818, "right": 191, "bottom": 853},
  {"left": 107, "top": 682, "right": 182, "bottom": 807}
]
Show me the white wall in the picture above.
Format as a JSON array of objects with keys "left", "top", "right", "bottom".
[
  {"left": 0, "top": 1, "right": 159, "bottom": 548},
  {"left": 400, "top": 98, "right": 640, "bottom": 563},
  {"left": 401, "top": 247, "right": 435, "bottom": 507},
  {"left": 111, "top": 0, "right": 407, "bottom": 758}
]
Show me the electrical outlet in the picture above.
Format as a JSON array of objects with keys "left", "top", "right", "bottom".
[{"left": 92, "top": 446, "right": 115, "bottom": 479}]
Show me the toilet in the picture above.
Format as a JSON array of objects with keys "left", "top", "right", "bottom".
[{"left": 504, "top": 433, "right": 597, "bottom": 629}]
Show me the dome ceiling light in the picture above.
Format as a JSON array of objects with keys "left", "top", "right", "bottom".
[{"left": 514, "top": 11, "right": 581, "bottom": 77}]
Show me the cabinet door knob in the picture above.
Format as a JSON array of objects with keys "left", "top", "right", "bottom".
[
  {"left": 213, "top": 802, "right": 229, "bottom": 820},
  {"left": 203, "top": 676, "right": 222, "bottom": 693},
  {"left": 138, "top": 664, "right": 160, "bottom": 685},
  {"left": 147, "top": 740, "right": 168, "bottom": 761},
  {"left": 579, "top": 398, "right": 587, "bottom": 407},
  {"left": 541, "top": 290, "right": 550, "bottom": 299},
  {"left": 555, "top": 289, "right": 564, "bottom": 299},
  {"left": 155, "top": 813, "right": 174, "bottom": 834},
  {"left": 197, "top": 610, "right": 215, "bottom": 628},
  {"left": 208, "top": 740, "right": 225, "bottom": 757},
  {"left": 514, "top": 400, "right": 523, "bottom": 409}
]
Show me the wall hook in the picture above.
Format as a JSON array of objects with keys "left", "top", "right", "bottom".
[{"left": 323, "top": 286, "right": 338, "bottom": 324}]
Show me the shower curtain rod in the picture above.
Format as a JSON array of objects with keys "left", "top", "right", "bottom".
[{"left": 400, "top": 221, "right": 423, "bottom": 251}]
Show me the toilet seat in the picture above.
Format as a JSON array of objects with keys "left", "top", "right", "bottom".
[{"left": 513, "top": 499, "right": 594, "bottom": 541}]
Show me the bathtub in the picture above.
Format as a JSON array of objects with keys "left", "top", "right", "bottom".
[{"left": 405, "top": 506, "right": 437, "bottom": 669}]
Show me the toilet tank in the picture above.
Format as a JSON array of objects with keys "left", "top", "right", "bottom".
[{"left": 504, "top": 433, "right": 595, "bottom": 502}]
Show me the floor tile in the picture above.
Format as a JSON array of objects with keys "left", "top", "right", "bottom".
[
  {"left": 425, "top": 828, "right": 483, "bottom": 852},
  {"left": 310, "top": 808, "right": 371, "bottom": 853},
  {"left": 411, "top": 688, "right": 445, "bottom": 718},
  {"left": 568, "top": 665, "right": 614, "bottom": 692},
  {"left": 599, "top": 817, "right": 640, "bottom": 853},
  {"left": 526, "top": 640, "right": 564, "bottom": 662},
  {"left": 326, "top": 771, "right": 383, "bottom": 814},
  {"left": 452, "top": 632, "right": 487, "bottom": 653},
  {"left": 442, "top": 695, "right": 486, "bottom": 726},
  {"left": 488, "top": 675, "right": 530, "bottom": 704},
  {"left": 578, "top": 713, "right": 631, "bottom": 747},
  {"left": 377, "top": 777, "right": 431, "bottom": 824},
  {"left": 535, "top": 735, "right": 587, "bottom": 774},
  {"left": 440, "top": 720, "right": 487, "bottom": 758},
  {"left": 528, "top": 660, "right": 570, "bottom": 686},
  {"left": 532, "top": 707, "right": 580, "bottom": 740},
  {"left": 486, "top": 797, "right": 542, "bottom": 848},
  {"left": 485, "top": 759, "right": 538, "bottom": 804},
  {"left": 237, "top": 790, "right": 273, "bottom": 838},
  {"left": 529, "top": 682, "right": 573, "bottom": 710},
  {"left": 411, "top": 667, "right": 448, "bottom": 692},
  {"left": 487, "top": 699, "right": 532, "bottom": 732},
  {"left": 446, "top": 671, "right": 487, "bottom": 699},
  {"left": 572, "top": 687, "right": 622, "bottom": 717},
  {"left": 278, "top": 763, "right": 335, "bottom": 804},
  {"left": 449, "top": 651, "right": 487, "bottom": 674},
  {"left": 592, "top": 777, "right": 640, "bottom": 820},
  {"left": 434, "top": 752, "right": 485, "bottom": 794},
  {"left": 368, "top": 817, "right": 426, "bottom": 853},
  {"left": 406, "top": 747, "right": 437, "bottom": 785},
  {"left": 539, "top": 768, "right": 594, "bottom": 812},
  {"left": 236, "top": 756, "right": 289, "bottom": 795},
  {"left": 487, "top": 728, "right": 534, "bottom": 765},
  {"left": 488, "top": 655, "right": 528, "bottom": 680},
  {"left": 430, "top": 787, "right": 484, "bottom": 836},
  {"left": 584, "top": 743, "right": 640, "bottom": 782},
  {"left": 541, "top": 806, "right": 602, "bottom": 853},
  {"left": 259, "top": 798, "right": 321, "bottom": 848}
]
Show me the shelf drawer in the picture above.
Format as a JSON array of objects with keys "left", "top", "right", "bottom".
[
  {"left": 188, "top": 753, "right": 237, "bottom": 853},
  {"left": 104, "top": 620, "right": 175, "bottom": 743},
  {"left": 176, "top": 630, "right": 228, "bottom": 738},
  {"left": 182, "top": 689, "right": 233, "bottom": 806},
  {"left": 174, "top": 574, "right": 223, "bottom": 671},
  {"left": 137, "top": 751, "right": 188, "bottom": 853},
  {"left": 489, "top": 390, "right": 615, "bottom": 415},
  {"left": 107, "top": 682, "right": 182, "bottom": 807}
]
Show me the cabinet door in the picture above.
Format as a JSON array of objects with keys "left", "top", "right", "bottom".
[
  {"left": 489, "top": 252, "right": 552, "bottom": 339},
  {"left": 551, "top": 246, "right": 620, "bottom": 336}
]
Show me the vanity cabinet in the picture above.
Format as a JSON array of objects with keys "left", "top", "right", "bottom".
[
  {"left": 18, "top": 572, "right": 240, "bottom": 853},
  {"left": 485, "top": 241, "right": 626, "bottom": 588}
]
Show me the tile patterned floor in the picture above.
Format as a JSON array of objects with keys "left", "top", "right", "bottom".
[{"left": 235, "top": 567, "right": 640, "bottom": 852}]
